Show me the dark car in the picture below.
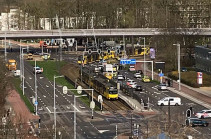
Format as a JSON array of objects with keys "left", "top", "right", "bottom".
[
  {"left": 181, "top": 67, "right": 187, "bottom": 72},
  {"left": 135, "top": 85, "right": 142, "bottom": 91},
  {"left": 186, "top": 118, "right": 209, "bottom": 127}
]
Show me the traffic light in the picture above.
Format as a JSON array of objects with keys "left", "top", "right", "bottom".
[
  {"left": 189, "top": 107, "right": 192, "bottom": 113},
  {"left": 186, "top": 109, "right": 191, "bottom": 118},
  {"left": 107, "top": 49, "right": 111, "bottom": 54},
  {"left": 116, "top": 49, "right": 120, "bottom": 54},
  {"left": 88, "top": 49, "right": 92, "bottom": 54},
  {"left": 97, "top": 49, "right": 101, "bottom": 54}
]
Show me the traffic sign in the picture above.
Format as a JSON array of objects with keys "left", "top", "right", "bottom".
[
  {"left": 159, "top": 73, "right": 164, "bottom": 77},
  {"left": 90, "top": 101, "right": 95, "bottom": 109},
  {"left": 77, "top": 86, "right": 82, "bottom": 94},
  {"left": 35, "top": 101, "right": 38, "bottom": 106},
  {"left": 63, "top": 86, "right": 68, "bottom": 94},
  {"left": 98, "top": 95, "right": 103, "bottom": 103},
  {"left": 120, "top": 59, "right": 136, "bottom": 65},
  {"left": 133, "top": 129, "right": 138, "bottom": 136}
]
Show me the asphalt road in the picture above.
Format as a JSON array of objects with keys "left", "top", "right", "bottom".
[
  {"left": 4, "top": 47, "right": 146, "bottom": 139},
  {"left": 116, "top": 70, "right": 211, "bottom": 138}
]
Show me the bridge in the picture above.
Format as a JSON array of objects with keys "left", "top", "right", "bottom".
[{"left": 0, "top": 28, "right": 211, "bottom": 39}]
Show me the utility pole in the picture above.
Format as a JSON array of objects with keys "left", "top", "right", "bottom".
[{"left": 178, "top": 43, "right": 181, "bottom": 91}]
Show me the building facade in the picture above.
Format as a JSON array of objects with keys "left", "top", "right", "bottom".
[{"left": 195, "top": 46, "right": 211, "bottom": 74}]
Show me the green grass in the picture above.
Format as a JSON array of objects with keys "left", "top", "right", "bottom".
[
  {"left": 13, "top": 77, "right": 34, "bottom": 113},
  {"left": 169, "top": 71, "right": 211, "bottom": 87},
  {"left": 29, "top": 60, "right": 100, "bottom": 110}
]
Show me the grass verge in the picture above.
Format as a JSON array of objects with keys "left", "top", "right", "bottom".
[
  {"left": 13, "top": 77, "right": 34, "bottom": 113},
  {"left": 29, "top": 60, "right": 100, "bottom": 110}
]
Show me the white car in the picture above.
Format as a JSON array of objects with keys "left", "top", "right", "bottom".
[
  {"left": 129, "top": 82, "right": 137, "bottom": 88},
  {"left": 33, "top": 67, "right": 43, "bottom": 74},
  {"left": 158, "top": 84, "right": 167, "bottom": 90},
  {"left": 127, "top": 79, "right": 135, "bottom": 85},
  {"left": 158, "top": 97, "right": 181, "bottom": 106},
  {"left": 195, "top": 110, "right": 211, "bottom": 119},
  {"left": 117, "top": 75, "right": 124, "bottom": 80},
  {"left": 129, "top": 66, "right": 135, "bottom": 71},
  {"left": 134, "top": 73, "right": 142, "bottom": 78}
]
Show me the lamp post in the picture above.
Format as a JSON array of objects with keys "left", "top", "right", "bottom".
[
  {"left": 62, "top": 86, "right": 94, "bottom": 139},
  {"left": 143, "top": 37, "right": 146, "bottom": 75},
  {"left": 22, "top": 48, "right": 26, "bottom": 95},
  {"left": 173, "top": 43, "right": 181, "bottom": 91},
  {"left": 53, "top": 75, "right": 64, "bottom": 139},
  {"left": 4, "top": 33, "right": 7, "bottom": 62}
]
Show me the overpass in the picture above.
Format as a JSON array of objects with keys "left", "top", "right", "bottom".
[{"left": 0, "top": 28, "right": 211, "bottom": 39}]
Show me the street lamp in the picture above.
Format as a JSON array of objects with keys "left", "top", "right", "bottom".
[
  {"left": 21, "top": 48, "right": 26, "bottom": 95},
  {"left": 62, "top": 85, "right": 94, "bottom": 139},
  {"left": 173, "top": 43, "right": 181, "bottom": 91},
  {"left": 4, "top": 33, "right": 7, "bottom": 62},
  {"left": 53, "top": 75, "right": 64, "bottom": 139},
  {"left": 140, "top": 37, "right": 146, "bottom": 75}
]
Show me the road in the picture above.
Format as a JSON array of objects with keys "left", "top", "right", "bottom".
[
  {"left": 3, "top": 43, "right": 211, "bottom": 138},
  {"left": 4, "top": 47, "right": 147, "bottom": 139},
  {"left": 116, "top": 69, "right": 211, "bottom": 138}
]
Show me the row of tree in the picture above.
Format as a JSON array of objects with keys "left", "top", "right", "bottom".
[{"left": 0, "top": 0, "right": 210, "bottom": 29}]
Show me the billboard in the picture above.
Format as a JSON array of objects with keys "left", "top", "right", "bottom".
[
  {"left": 150, "top": 48, "right": 155, "bottom": 59},
  {"left": 197, "top": 72, "right": 203, "bottom": 84}
]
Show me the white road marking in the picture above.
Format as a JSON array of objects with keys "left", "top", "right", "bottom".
[{"left": 46, "top": 107, "right": 51, "bottom": 113}]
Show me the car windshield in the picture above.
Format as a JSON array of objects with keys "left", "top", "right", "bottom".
[
  {"left": 144, "top": 76, "right": 149, "bottom": 79},
  {"left": 160, "top": 84, "right": 166, "bottom": 86},
  {"left": 35, "top": 67, "right": 41, "bottom": 70},
  {"left": 135, "top": 73, "right": 140, "bottom": 75},
  {"left": 130, "top": 66, "right": 135, "bottom": 68},
  {"left": 109, "top": 91, "right": 117, "bottom": 94},
  {"left": 10, "top": 62, "right": 16, "bottom": 65}
]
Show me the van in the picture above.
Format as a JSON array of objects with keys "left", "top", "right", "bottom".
[{"left": 158, "top": 97, "right": 181, "bottom": 106}]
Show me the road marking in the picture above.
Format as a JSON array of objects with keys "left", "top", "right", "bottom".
[
  {"left": 154, "top": 92, "right": 161, "bottom": 94},
  {"left": 72, "top": 105, "right": 80, "bottom": 112},
  {"left": 43, "top": 95, "right": 46, "bottom": 98},
  {"left": 98, "top": 130, "right": 109, "bottom": 133},
  {"left": 46, "top": 107, "right": 51, "bottom": 113}
]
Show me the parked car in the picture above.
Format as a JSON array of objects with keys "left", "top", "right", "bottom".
[
  {"left": 187, "top": 118, "right": 209, "bottom": 127},
  {"left": 158, "top": 83, "right": 167, "bottom": 90},
  {"left": 129, "top": 65, "right": 135, "bottom": 71},
  {"left": 134, "top": 72, "right": 142, "bottom": 78},
  {"left": 181, "top": 67, "right": 187, "bottom": 72},
  {"left": 135, "top": 85, "right": 142, "bottom": 91},
  {"left": 142, "top": 76, "right": 150, "bottom": 83},
  {"left": 195, "top": 110, "right": 211, "bottom": 119},
  {"left": 157, "top": 97, "right": 181, "bottom": 106},
  {"left": 117, "top": 75, "right": 124, "bottom": 80}
]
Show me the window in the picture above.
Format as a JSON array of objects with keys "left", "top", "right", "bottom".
[{"left": 169, "top": 99, "right": 174, "bottom": 101}]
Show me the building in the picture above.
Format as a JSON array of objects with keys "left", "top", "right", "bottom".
[
  {"left": 0, "top": 9, "right": 34, "bottom": 31},
  {"left": 195, "top": 45, "right": 211, "bottom": 73}
]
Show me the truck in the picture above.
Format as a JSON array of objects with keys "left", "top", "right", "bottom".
[
  {"left": 6, "top": 59, "right": 17, "bottom": 71},
  {"left": 40, "top": 41, "right": 47, "bottom": 48}
]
